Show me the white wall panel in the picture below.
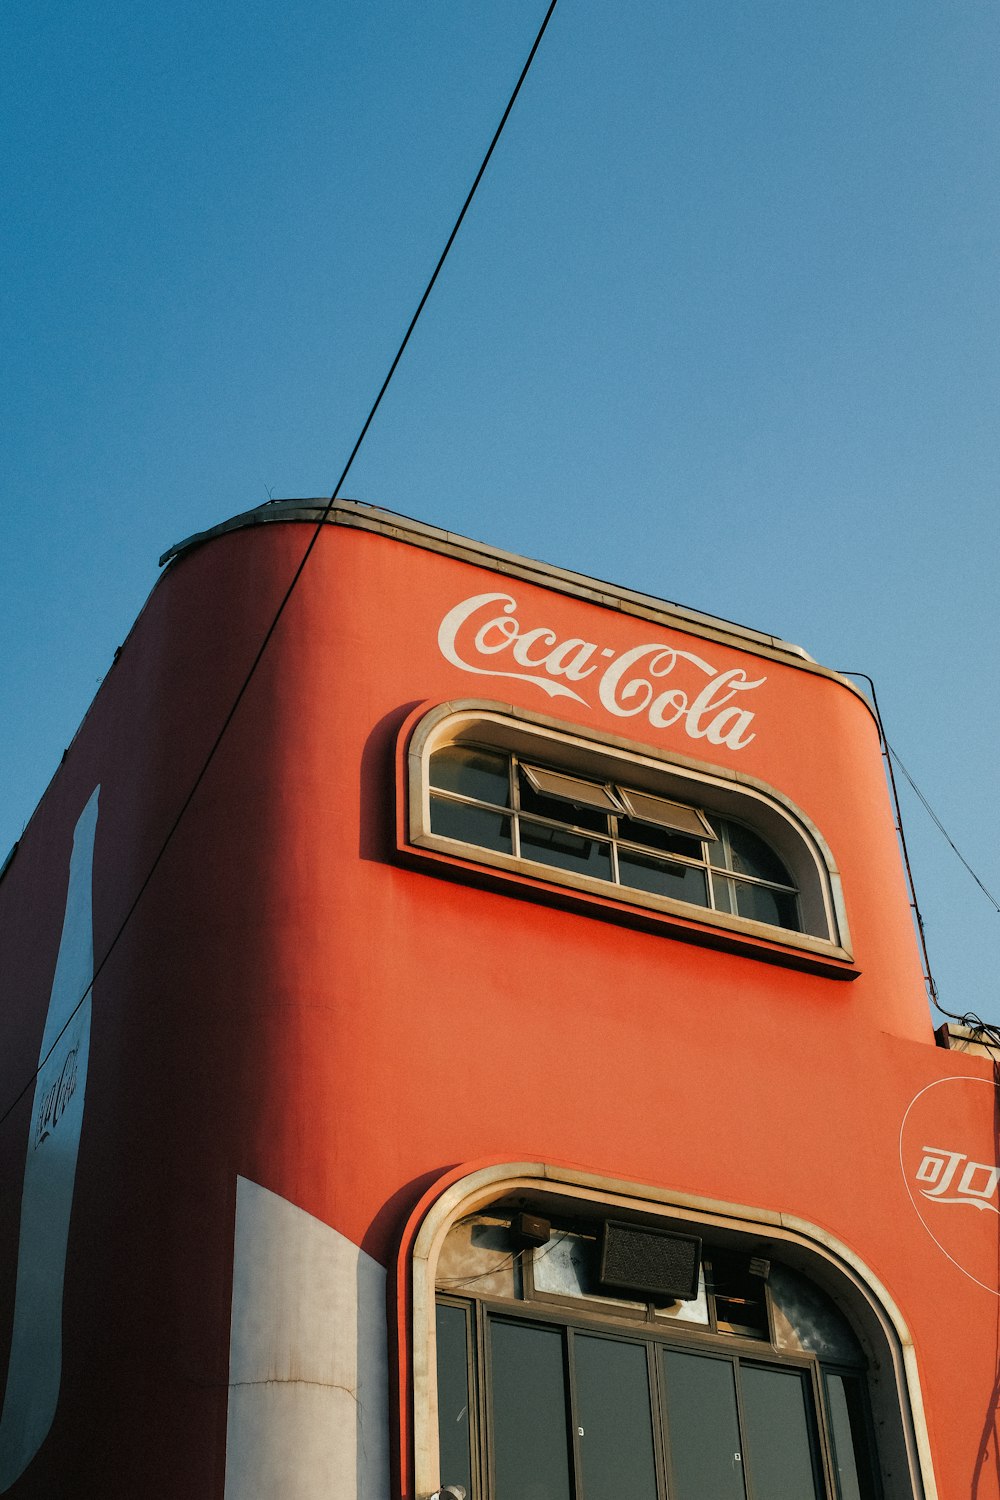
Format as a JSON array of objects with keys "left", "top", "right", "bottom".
[{"left": 224, "top": 1177, "right": 389, "bottom": 1500}]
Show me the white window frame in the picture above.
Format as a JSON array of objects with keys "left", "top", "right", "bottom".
[{"left": 405, "top": 700, "right": 853, "bottom": 967}]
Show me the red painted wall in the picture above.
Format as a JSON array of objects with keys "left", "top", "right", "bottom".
[{"left": 0, "top": 514, "right": 995, "bottom": 1497}]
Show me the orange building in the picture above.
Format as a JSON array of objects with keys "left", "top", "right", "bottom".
[{"left": 0, "top": 500, "right": 997, "bottom": 1499}]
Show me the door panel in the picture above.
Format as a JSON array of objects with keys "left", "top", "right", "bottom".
[
  {"left": 436, "top": 1302, "right": 475, "bottom": 1499},
  {"left": 574, "top": 1333, "right": 659, "bottom": 1500},
  {"left": 660, "top": 1349, "right": 748, "bottom": 1500},
  {"left": 490, "top": 1320, "right": 573, "bottom": 1500},
  {"left": 740, "top": 1363, "right": 822, "bottom": 1500},
  {"left": 464, "top": 1306, "right": 849, "bottom": 1500}
]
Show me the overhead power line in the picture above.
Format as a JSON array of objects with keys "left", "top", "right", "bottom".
[
  {"left": 0, "top": 0, "right": 561, "bottom": 1136},
  {"left": 885, "top": 742, "right": 1000, "bottom": 916},
  {"left": 841, "top": 670, "right": 998, "bottom": 1028}
]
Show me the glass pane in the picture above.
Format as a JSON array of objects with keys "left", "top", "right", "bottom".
[
  {"left": 520, "top": 821, "right": 613, "bottom": 880},
  {"left": 825, "top": 1373, "right": 878, "bottom": 1500},
  {"left": 430, "top": 746, "right": 511, "bottom": 806},
  {"left": 490, "top": 1320, "right": 572, "bottom": 1500},
  {"left": 769, "top": 1265, "right": 865, "bottom": 1363},
  {"left": 533, "top": 1233, "right": 644, "bottom": 1310},
  {"left": 652, "top": 1264, "right": 711, "bottom": 1327},
  {"left": 574, "top": 1334, "right": 659, "bottom": 1500},
  {"left": 519, "top": 771, "right": 611, "bottom": 834},
  {"left": 617, "top": 849, "right": 708, "bottom": 906},
  {"left": 721, "top": 820, "right": 793, "bottom": 886},
  {"left": 436, "top": 1303, "right": 474, "bottom": 1500},
  {"left": 740, "top": 1364, "right": 821, "bottom": 1500},
  {"left": 430, "top": 797, "right": 513, "bottom": 854},
  {"left": 709, "top": 870, "right": 737, "bottom": 914},
  {"left": 732, "top": 880, "right": 800, "bottom": 932},
  {"left": 707, "top": 1253, "right": 769, "bottom": 1339},
  {"left": 617, "top": 818, "right": 703, "bottom": 860},
  {"left": 660, "top": 1350, "right": 747, "bottom": 1500}
]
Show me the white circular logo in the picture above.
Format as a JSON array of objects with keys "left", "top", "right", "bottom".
[{"left": 899, "top": 1075, "right": 1000, "bottom": 1295}]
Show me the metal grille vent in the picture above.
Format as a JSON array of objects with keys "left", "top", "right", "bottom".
[{"left": 599, "top": 1221, "right": 702, "bottom": 1301}]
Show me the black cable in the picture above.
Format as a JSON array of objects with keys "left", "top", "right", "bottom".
[
  {"left": 323, "top": 0, "right": 560, "bottom": 514},
  {"left": 840, "top": 670, "right": 1000, "bottom": 1037},
  {"left": 845, "top": 670, "right": 1000, "bottom": 1048},
  {"left": 0, "top": 0, "right": 561, "bottom": 1136},
  {"left": 884, "top": 741, "right": 1000, "bottom": 916},
  {"left": 839, "top": 670, "right": 941, "bottom": 1012}
]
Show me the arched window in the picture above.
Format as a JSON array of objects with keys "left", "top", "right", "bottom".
[
  {"left": 409, "top": 1176, "right": 933, "bottom": 1500},
  {"left": 434, "top": 1209, "right": 883, "bottom": 1500},
  {"left": 405, "top": 703, "right": 852, "bottom": 965}
]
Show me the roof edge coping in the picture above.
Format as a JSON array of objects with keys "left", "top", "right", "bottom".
[{"left": 159, "top": 499, "right": 873, "bottom": 697}]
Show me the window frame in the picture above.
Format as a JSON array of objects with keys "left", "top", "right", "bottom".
[
  {"left": 435, "top": 1214, "right": 872, "bottom": 1500},
  {"left": 403, "top": 700, "right": 854, "bottom": 972},
  {"left": 442, "top": 1292, "right": 840, "bottom": 1500},
  {"left": 406, "top": 1165, "right": 937, "bottom": 1500},
  {"left": 427, "top": 745, "right": 804, "bottom": 933}
]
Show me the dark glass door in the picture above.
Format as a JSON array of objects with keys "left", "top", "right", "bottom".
[
  {"left": 489, "top": 1320, "right": 573, "bottom": 1500},
  {"left": 660, "top": 1349, "right": 748, "bottom": 1500},
  {"left": 573, "top": 1332, "right": 659, "bottom": 1500},
  {"left": 740, "top": 1362, "right": 823, "bottom": 1500},
  {"left": 443, "top": 1307, "right": 838, "bottom": 1500},
  {"left": 436, "top": 1302, "right": 474, "bottom": 1500}
]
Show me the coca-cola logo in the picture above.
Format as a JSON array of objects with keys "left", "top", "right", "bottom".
[
  {"left": 437, "top": 592, "right": 765, "bottom": 751},
  {"left": 33, "top": 1043, "right": 79, "bottom": 1148},
  {"left": 914, "top": 1147, "right": 1000, "bottom": 1213},
  {"left": 900, "top": 1076, "right": 1000, "bottom": 1294}
]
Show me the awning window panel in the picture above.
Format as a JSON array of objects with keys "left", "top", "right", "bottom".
[
  {"left": 521, "top": 763, "right": 626, "bottom": 814},
  {"left": 618, "top": 788, "right": 715, "bottom": 840}
]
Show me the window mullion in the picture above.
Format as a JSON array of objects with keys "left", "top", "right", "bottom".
[
  {"left": 616, "top": 840, "right": 707, "bottom": 874},
  {"left": 647, "top": 1340, "right": 670, "bottom": 1500},
  {"left": 471, "top": 1301, "right": 489, "bottom": 1500},
  {"left": 731, "top": 1356, "right": 754, "bottom": 1500},
  {"left": 720, "top": 820, "right": 735, "bottom": 872},
  {"left": 609, "top": 818, "right": 622, "bottom": 886},
  {"left": 706, "top": 860, "right": 723, "bottom": 915},
  {"left": 810, "top": 1361, "right": 841, "bottom": 1500},
  {"left": 510, "top": 754, "right": 522, "bottom": 860},
  {"left": 719, "top": 870, "right": 799, "bottom": 896},
  {"left": 482, "top": 1314, "right": 498, "bottom": 1500},
  {"left": 521, "top": 809, "right": 614, "bottom": 840},
  {"left": 431, "top": 789, "right": 508, "bottom": 813},
  {"left": 564, "top": 1327, "right": 585, "bottom": 1500}
]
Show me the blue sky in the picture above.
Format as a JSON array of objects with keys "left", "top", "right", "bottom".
[{"left": 3, "top": 0, "right": 998, "bottom": 1024}]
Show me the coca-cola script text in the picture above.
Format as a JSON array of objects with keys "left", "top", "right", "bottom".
[{"left": 438, "top": 592, "right": 764, "bottom": 751}]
